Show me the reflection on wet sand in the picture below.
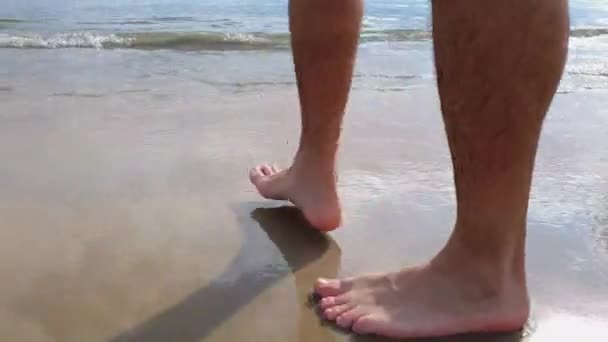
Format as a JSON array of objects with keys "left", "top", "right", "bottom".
[
  {"left": 110, "top": 203, "right": 530, "bottom": 342},
  {"left": 351, "top": 331, "right": 526, "bottom": 342},
  {"left": 597, "top": 225, "right": 608, "bottom": 254},
  {"left": 1, "top": 88, "right": 607, "bottom": 341},
  {"left": 111, "top": 204, "right": 341, "bottom": 342},
  {"left": 592, "top": 196, "right": 608, "bottom": 256}
]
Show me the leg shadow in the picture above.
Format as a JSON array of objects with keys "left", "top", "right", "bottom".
[
  {"left": 111, "top": 203, "right": 341, "bottom": 342},
  {"left": 348, "top": 320, "right": 533, "bottom": 342},
  {"left": 250, "top": 207, "right": 343, "bottom": 342}
]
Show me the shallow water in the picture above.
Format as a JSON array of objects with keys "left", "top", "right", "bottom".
[
  {"left": 0, "top": 0, "right": 607, "bottom": 50},
  {"left": 1, "top": 1, "right": 607, "bottom": 94}
]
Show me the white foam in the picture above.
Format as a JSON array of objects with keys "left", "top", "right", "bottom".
[{"left": 0, "top": 32, "right": 130, "bottom": 49}]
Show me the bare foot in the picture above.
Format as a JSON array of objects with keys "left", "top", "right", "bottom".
[
  {"left": 249, "top": 161, "right": 341, "bottom": 231},
  {"left": 314, "top": 251, "right": 529, "bottom": 338}
]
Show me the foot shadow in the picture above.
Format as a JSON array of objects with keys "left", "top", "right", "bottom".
[
  {"left": 110, "top": 203, "right": 341, "bottom": 342},
  {"left": 348, "top": 320, "right": 533, "bottom": 342},
  {"left": 350, "top": 332, "right": 525, "bottom": 342}
]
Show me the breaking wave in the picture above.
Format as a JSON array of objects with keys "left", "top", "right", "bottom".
[{"left": 0, "top": 28, "right": 606, "bottom": 51}]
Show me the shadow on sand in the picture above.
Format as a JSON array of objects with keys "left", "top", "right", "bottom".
[
  {"left": 110, "top": 203, "right": 341, "bottom": 342},
  {"left": 350, "top": 329, "right": 528, "bottom": 342}
]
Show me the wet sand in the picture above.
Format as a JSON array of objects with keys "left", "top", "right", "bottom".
[{"left": 0, "top": 86, "right": 607, "bottom": 342}]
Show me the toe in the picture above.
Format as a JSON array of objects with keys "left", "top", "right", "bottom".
[
  {"left": 324, "top": 303, "right": 354, "bottom": 321},
  {"left": 260, "top": 164, "right": 273, "bottom": 176},
  {"left": 319, "top": 296, "right": 336, "bottom": 309},
  {"left": 315, "top": 278, "right": 352, "bottom": 297},
  {"left": 319, "top": 294, "right": 350, "bottom": 309},
  {"left": 336, "top": 308, "right": 366, "bottom": 329},
  {"left": 249, "top": 166, "right": 265, "bottom": 183},
  {"left": 352, "top": 315, "right": 376, "bottom": 335},
  {"left": 271, "top": 164, "right": 280, "bottom": 173}
]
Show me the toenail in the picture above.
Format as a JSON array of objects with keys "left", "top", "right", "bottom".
[{"left": 317, "top": 278, "right": 329, "bottom": 285}]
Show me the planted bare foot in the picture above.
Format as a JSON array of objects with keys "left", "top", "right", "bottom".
[
  {"left": 314, "top": 248, "right": 529, "bottom": 338},
  {"left": 249, "top": 158, "right": 341, "bottom": 231}
]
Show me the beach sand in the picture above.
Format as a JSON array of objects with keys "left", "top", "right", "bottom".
[{"left": 0, "top": 81, "right": 607, "bottom": 342}]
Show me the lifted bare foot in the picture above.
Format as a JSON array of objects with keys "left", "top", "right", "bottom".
[
  {"left": 314, "top": 250, "right": 529, "bottom": 338},
  {"left": 249, "top": 160, "right": 341, "bottom": 231}
]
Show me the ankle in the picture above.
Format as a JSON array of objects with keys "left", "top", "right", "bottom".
[
  {"left": 432, "top": 239, "right": 527, "bottom": 297},
  {"left": 449, "top": 219, "right": 526, "bottom": 276},
  {"left": 293, "top": 147, "right": 337, "bottom": 176}
]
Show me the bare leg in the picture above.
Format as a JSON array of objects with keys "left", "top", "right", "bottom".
[
  {"left": 249, "top": 0, "right": 363, "bottom": 231},
  {"left": 315, "top": 0, "right": 569, "bottom": 338}
]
